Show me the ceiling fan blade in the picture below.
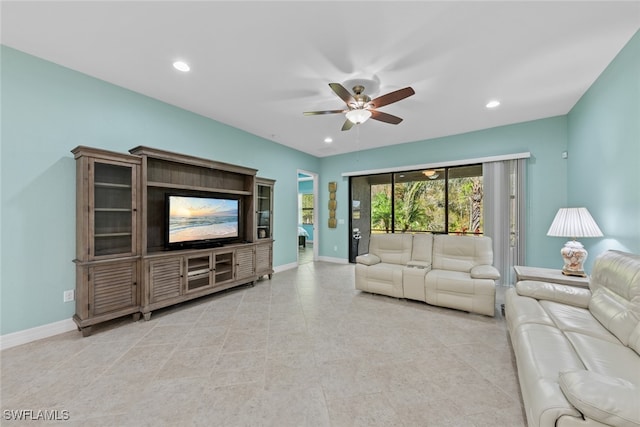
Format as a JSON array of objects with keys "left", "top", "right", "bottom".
[
  {"left": 303, "top": 110, "right": 346, "bottom": 116},
  {"left": 329, "top": 83, "right": 356, "bottom": 105},
  {"left": 370, "top": 110, "right": 403, "bottom": 125},
  {"left": 341, "top": 119, "right": 354, "bottom": 131},
  {"left": 369, "top": 87, "right": 415, "bottom": 109}
]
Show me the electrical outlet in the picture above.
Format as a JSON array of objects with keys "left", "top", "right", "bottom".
[{"left": 63, "top": 290, "right": 75, "bottom": 303}]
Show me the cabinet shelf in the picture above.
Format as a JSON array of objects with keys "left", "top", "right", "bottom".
[
  {"left": 95, "top": 232, "right": 133, "bottom": 238},
  {"left": 95, "top": 208, "right": 132, "bottom": 212},
  {"left": 147, "top": 181, "right": 252, "bottom": 196},
  {"left": 94, "top": 182, "right": 132, "bottom": 189},
  {"left": 188, "top": 268, "right": 211, "bottom": 277},
  {"left": 188, "top": 272, "right": 211, "bottom": 281}
]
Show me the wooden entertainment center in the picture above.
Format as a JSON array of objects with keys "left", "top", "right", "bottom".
[{"left": 72, "top": 146, "right": 274, "bottom": 336}]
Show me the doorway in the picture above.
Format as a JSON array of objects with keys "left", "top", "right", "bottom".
[{"left": 297, "top": 170, "right": 318, "bottom": 264}]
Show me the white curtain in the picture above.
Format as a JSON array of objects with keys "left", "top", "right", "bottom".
[{"left": 483, "top": 159, "right": 526, "bottom": 286}]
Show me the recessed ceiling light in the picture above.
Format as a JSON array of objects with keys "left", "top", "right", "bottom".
[
  {"left": 173, "top": 61, "right": 190, "bottom": 72},
  {"left": 324, "top": 137, "right": 333, "bottom": 143},
  {"left": 486, "top": 100, "right": 500, "bottom": 109}
]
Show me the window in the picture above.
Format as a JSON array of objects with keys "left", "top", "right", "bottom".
[
  {"left": 447, "top": 165, "right": 483, "bottom": 234},
  {"left": 352, "top": 164, "right": 483, "bottom": 235},
  {"left": 301, "top": 193, "right": 314, "bottom": 224}
]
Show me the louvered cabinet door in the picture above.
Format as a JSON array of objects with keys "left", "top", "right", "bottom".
[
  {"left": 87, "top": 261, "right": 138, "bottom": 317},
  {"left": 255, "top": 242, "right": 273, "bottom": 279},
  {"left": 235, "top": 246, "right": 255, "bottom": 282},
  {"left": 148, "top": 257, "right": 183, "bottom": 304}
]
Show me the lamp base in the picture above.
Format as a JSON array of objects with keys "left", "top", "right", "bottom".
[{"left": 560, "top": 240, "right": 588, "bottom": 277}]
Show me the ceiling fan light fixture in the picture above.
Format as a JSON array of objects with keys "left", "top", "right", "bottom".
[{"left": 346, "top": 109, "right": 372, "bottom": 124}]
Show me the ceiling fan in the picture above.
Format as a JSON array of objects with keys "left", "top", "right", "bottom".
[{"left": 304, "top": 83, "right": 415, "bottom": 131}]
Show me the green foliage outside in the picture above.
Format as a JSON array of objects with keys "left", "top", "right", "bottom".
[
  {"left": 371, "top": 177, "right": 483, "bottom": 234},
  {"left": 301, "top": 193, "right": 314, "bottom": 224}
]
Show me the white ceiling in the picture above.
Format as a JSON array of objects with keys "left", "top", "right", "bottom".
[{"left": 2, "top": 1, "right": 639, "bottom": 157}]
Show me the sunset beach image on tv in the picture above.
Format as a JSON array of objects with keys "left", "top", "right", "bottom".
[{"left": 168, "top": 195, "right": 239, "bottom": 244}]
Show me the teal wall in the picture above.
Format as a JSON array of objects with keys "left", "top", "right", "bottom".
[
  {"left": 0, "top": 46, "right": 319, "bottom": 335},
  {"left": 567, "top": 30, "right": 640, "bottom": 269},
  {"left": 2, "top": 28, "right": 638, "bottom": 336},
  {"left": 316, "top": 29, "right": 639, "bottom": 272},
  {"left": 318, "top": 117, "right": 569, "bottom": 268}
]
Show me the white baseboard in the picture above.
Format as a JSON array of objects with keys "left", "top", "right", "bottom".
[
  {"left": 274, "top": 262, "right": 298, "bottom": 273},
  {"left": 317, "top": 256, "right": 349, "bottom": 264},
  {"left": 0, "top": 318, "right": 76, "bottom": 351}
]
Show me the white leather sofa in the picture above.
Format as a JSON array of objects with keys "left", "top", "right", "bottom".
[
  {"left": 505, "top": 250, "right": 640, "bottom": 427},
  {"left": 355, "top": 233, "right": 500, "bottom": 316}
]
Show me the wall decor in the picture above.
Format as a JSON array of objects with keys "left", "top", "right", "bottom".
[{"left": 328, "top": 181, "right": 337, "bottom": 228}]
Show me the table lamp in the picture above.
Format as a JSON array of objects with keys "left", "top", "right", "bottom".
[{"left": 547, "top": 207, "right": 603, "bottom": 277}]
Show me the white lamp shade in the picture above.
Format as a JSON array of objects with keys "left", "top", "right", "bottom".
[
  {"left": 547, "top": 207, "right": 603, "bottom": 238},
  {"left": 345, "top": 109, "right": 372, "bottom": 124}
]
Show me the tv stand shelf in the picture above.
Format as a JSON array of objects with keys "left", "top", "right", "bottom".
[
  {"left": 146, "top": 181, "right": 252, "bottom": 196},
  {"left": 72, "top": 145, "right": 275, "bottom": 335}
]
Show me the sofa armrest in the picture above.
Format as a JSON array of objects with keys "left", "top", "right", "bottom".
[
  {"left": 470, "top": 265, "right": 500, "bottom": 280},
  {"left": 559, "top": 370, "right": 640, "bottom": 427},
  {"left": 406, "top": 260, "right": 432, "bottom": 269},
  {"left": 516, "top": 281, "right": 591, "bottom": 308},
  {"left": 356, "top": 254, "right": 381, "bottom": 266}
]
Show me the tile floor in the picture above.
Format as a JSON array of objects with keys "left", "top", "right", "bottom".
[
  {"left": 298, "top": 242, "right": 313, "bottom": 265},
  {"left": 1, "top": 262, "right": 526, "bottom": 426}
]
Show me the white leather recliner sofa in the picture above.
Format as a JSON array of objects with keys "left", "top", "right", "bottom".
[
  {"left": 355, "top": 233, "right": 500, "bottom": 316},
  {"left": 505, "top": 250, "right": 640, "bottom": 427}
]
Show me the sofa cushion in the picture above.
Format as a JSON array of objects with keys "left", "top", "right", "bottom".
[
  {"left": 432, "top": 235, "right": 493, "bottom": 272},
  {"left": 590, "top": 250, "right": 640, "bottom": 302},
  {"left": 509, "top": 323, "right": 584, "bottom": 426},
  {"left": 540, "top": 300, "right": 621, "bottom": 344},
  {"left": 630, "top": 323, "right": 640, "bottom": 357},
  {"left": 425, "top": 269, "right": 495, "bottom": 295},
  {"left": 559, "top": 370, "right": 640, "bottom": 427},
  {"left": 410, "top": 233, "right": 433, "bottom": 266},
  {"left": 425, "top": 270, "right": 496, "bottom": 316},
  {"left": 355, "top": 263, "right": 405, "bottom": 298},
  {"left": 589, "top": 250, "right": 640, "bottom": 352},
  {"left": 589, "top": 287, "right": 640, "bottom": 348},
  {"left": 368, "top": 233, "right": 413, "bottom": 265},
  {"left": 564, "top": 332, "right": 640, "bottom": 384}
]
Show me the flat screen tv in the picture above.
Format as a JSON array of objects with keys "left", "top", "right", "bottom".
[{"left": 166, "top": 194, "right": 240, "bottom": 249}]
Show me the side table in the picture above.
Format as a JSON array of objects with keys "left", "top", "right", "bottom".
[{"left": 513, "top": 265, "right": 590, "bottom": 288}]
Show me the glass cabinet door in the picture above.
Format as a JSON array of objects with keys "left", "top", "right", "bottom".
[
  {"left": 256, "top": 179, "right": 274, "bottom": 240},
  {"left": 91, "top": 160, "right": 138, "bottom": 258}
]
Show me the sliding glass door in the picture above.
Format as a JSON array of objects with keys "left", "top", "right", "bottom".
[{"left": 349, "top": 164, "right": 484, "bottom": 262}]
